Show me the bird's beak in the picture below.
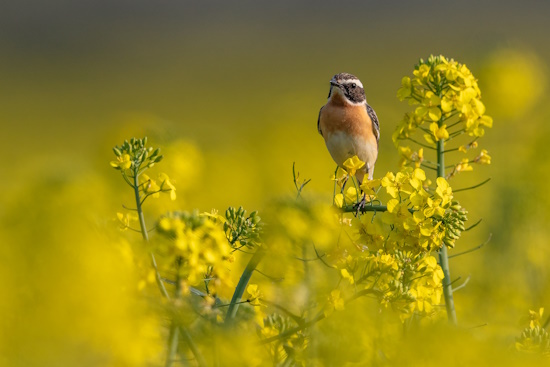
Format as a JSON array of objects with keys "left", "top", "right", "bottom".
[{"left": 330, "top": 80, "right": 342, "bottom": 88}]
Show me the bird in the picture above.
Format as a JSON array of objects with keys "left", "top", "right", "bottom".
[{"left": 317, "top": 72, "right": 380, "bottom": 183}]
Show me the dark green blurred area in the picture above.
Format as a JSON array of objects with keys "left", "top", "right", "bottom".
[{"left": 2, "top": 1, "right": 550, "bottom": 365}]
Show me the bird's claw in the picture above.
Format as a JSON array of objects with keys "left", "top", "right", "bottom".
[{"left": 355, "top": 193, "right": 367, "bottom": 217}]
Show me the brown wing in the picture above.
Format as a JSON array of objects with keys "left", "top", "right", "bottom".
[
  {"left": 366, "top": 103, "right": 380, "bottom": 143},
  {"left": 317, "top": 106, "right": 324, "bottom": 136}
]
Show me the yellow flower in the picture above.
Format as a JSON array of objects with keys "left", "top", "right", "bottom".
[
  {"left": 479, "top": 115, "right": 493, "bottom": 128},
  {"left": 159, "top": 173, "right": 177, "bottom": 200},
  {"left": 413, "top": 64, "right": 431, "bottom": 82},
  {"left": 429, "top": 122, "right": 449, "bottom": 141},
  {"left": 409, "top": 168, "right": 426, "bottom": 190},
  {"left": 360, "top": 178, "right": 380, "bottom": 196},
  {"left": 334, "top": 193, "right": 344, "bottom": 208},
  {"left": 423, "top": 197, "right": 445, "bottom": 218},
  {"left": 458, "top": 87, "right": 478, "bottom": 105},
  {"left": 397, "top": 76, "right": 412, "bottom": 100},
  {"left": 328, "top": 289, "right": 345, "bottom": 311},
  {"left": 398, "top": 146, "right": 412, "bottom": 161},
  {"left": 110, "top": 153, "right": 132, "bottom": 170},
  {"left": 435, "top": 177, "right": 452, "bottom": 207},
  {"left": 343, "top": 155, "right": 365, "bottom": 176},
  {"left": 116, "top": 212, "right": 138, "bottom": 230},
  {"left": 528, "top": 308, "right": 544, "bottom": 329},
  {"left": 247, "top": 284, "right": 263, "bottom": 306},
  {"left": 475, "top": 149, "right": 492, "bottom": 165},
  {"left": 331, "top": 167, "right": 348, "bottom": 189},
  {"left": 341, "top": 269, "right": 354, "bottom": 284},
  {"left": 377, "top": 252, "right": 399, "bottom": 270},
  {"left": 415, "top": 105, "right": 441, "bottom": 122},
  {"left": 455, "top": 158, "right": 473, "bottom": 172},
  {"left": 381, "top": 172, "right": 412, "bottom": 198},
  {"left": 140, "top": 174, "right": 160, "bottom": 198},
  {"left": 334, "top": 187, "right": 360, "bottom": 208},
  {"left": 440, "top": 96, "right": 454, "bottom": 113}
]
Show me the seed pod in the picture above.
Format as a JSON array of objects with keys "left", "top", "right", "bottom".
[{"left": 443, "top": 238, "right": 454, "bottom": 247}]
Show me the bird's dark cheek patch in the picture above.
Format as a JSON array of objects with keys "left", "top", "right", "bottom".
[{"left": 346, "top": 87, "right": 366, "bottom": 104}]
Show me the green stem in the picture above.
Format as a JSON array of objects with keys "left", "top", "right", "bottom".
[
  {"left": 341, "top": 204, "right": 388, "bottom": 213},
  {"left": 178, "top": 325, "right": 207, "bottom": 367},
  {"left": 133, "top": 168, "right": 149, "bottom": 242},
  {"left": 437, "top": 136, "right": 458, "bottom": 325},
  {"left": 341, "top": 204, "right": 415, "bottom": 215},
  {"left": 165, "top": 322, "right": 180, "bottom": 367},
  {"left": 226, "top": 247, "right": 266, "bottom": 323},
  {"left": 165, "top": 259, "right": 183, "bottom": 367},
  {"left": 133, "top": 167, "right": 170, "bottom": 299},
  {"left": 453, "top": 178, "right": 491, "bottom": 193}
]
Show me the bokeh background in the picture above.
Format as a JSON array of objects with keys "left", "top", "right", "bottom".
[{"left": 2, "top": 1, "right": 550, "bottom": 365}]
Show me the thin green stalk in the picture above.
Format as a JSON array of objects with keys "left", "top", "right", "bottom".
[
  {"left": 453, "top": 178, "right": 491, "bottom": 193},
  {"left": 341, "top": 204, "right": 415, "bottom": 215},
  {"left": 165, "top": 322, "right": 180, "bottom": 367},
  {"left": 341, "top": 204, "right": 388, "bottom": 213},
  {"left": 226, "top": 247, "right": 266, "bottom": 323},
  {"left": 133, "top": 167, "right": 170, "bottom": 299},
  {"left": 178, "top": 325, "right": 207, "bottom": 367},
  {"left": 437, "top": 137, "right": 458, "bottom": 325},
  {"left": 133, "top": 168, "right": 149, "bottom": 242},
  {"left": 166, "top": 260, "right": 183, "bottom": 367}
]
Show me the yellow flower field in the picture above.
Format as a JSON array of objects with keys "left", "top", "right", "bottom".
[{"left": 2, "top": 2, "right": 550, "bottom": 366}]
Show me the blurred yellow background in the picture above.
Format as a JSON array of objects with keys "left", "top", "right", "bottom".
[{"left": 2, "top": 1, "right": 550, "bottom": 365}]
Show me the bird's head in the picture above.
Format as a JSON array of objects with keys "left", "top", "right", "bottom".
[{"left": 328, "top": 73, "right": 366, "bottom": 105}]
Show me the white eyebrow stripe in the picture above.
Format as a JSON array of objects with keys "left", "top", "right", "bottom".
[{"left": 342, "top": 79, "right": 363, "bottom": 88}]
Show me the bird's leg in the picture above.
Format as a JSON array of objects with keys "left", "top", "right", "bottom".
[
  {"left": 355, "top": 192, "right": 367, "bottom": 217},
  {"left": 355, "top": 163, "right": 371, "bottom": 216}
]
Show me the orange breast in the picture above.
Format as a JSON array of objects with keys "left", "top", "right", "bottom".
[{"left": 319, "top": 100, "right": 376, "bottom": 146}]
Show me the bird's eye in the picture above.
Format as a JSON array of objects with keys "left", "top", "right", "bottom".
[{"left": 351, "top": 83, "right": 357, "bottom": 88}]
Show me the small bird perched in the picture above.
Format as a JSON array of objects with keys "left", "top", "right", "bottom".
[{"left": 317, "top": 73, "right": 380, "bottom": 183}]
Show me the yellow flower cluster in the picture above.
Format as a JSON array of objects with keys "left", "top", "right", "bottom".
[
  {"left": 406, "top": 256, "right": 444, "bottom": 316},
  {"left": 259, "top": 313, "right": 308, "bottom": 366},
  {"left": 325, "top": 158, "right": 458, "bottom": 319},
  {"left": 110, "top": 137, "right": 176, "bottom": 200},
  {"left": 516, "top": 308, "right": 550, "bottom": 355},
  {"left": 351, "top": 168, "right": 455, "bottom": 253},
  {"left": 393, "top": 55, "right": 493, "bottom": 176},
  {"left": 396, "top": 55, "right": 493, "bottom": 139},
  {"left": 155, "top": 211, "right": 233, "bottom": 293},
  {"left": 333, "top": 248, "right": 444, "bottom": 320}
]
